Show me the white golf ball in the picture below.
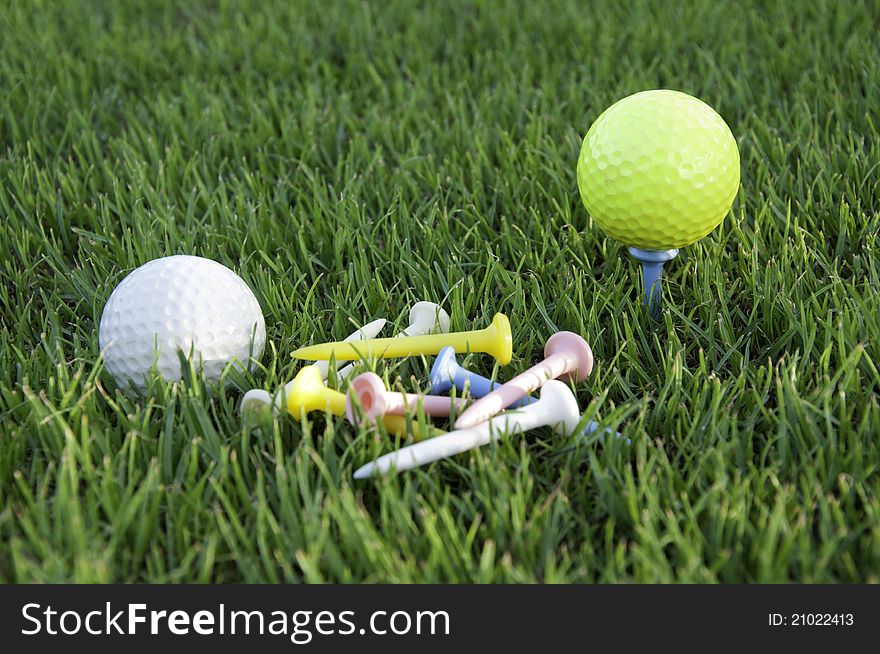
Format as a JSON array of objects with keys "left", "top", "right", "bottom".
[{"left": 98, "top": 255, "right": 266, "bottom": 393}]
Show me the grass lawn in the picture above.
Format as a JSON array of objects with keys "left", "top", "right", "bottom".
[{"left": 1, "top": 0, "right": 878, "bottom": 583}]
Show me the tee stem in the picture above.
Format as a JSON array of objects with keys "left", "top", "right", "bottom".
[{"left": 628, "top": 247, "right": 679, "bottom": 319}]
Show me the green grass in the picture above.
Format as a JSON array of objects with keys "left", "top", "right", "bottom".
[{"left": 1, "top": 0, "right": 879, "bottom": 583}]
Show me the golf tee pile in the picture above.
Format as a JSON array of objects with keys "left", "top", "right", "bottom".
[{"left": 281, "top": 307, "right": 614, "bottom": 477}]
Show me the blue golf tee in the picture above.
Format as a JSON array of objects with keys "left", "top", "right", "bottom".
[{"left": 628, "top": 247, "right": 679, "bottom": 318}]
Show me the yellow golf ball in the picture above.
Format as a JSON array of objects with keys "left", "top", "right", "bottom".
[{"left": 577, "top": 90, "right": 740, "bottom": 250}]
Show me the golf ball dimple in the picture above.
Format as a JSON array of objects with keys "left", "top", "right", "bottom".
[
  {"left": 577, "top": 89, "right": 740, "bottom": 250},
  {"left": 98, "top": 255, "right": 266, "bottom": 394}
]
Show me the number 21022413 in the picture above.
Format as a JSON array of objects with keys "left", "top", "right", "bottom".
[{"left": 769, "top": 613, "right": 854, "bottom": 627}]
